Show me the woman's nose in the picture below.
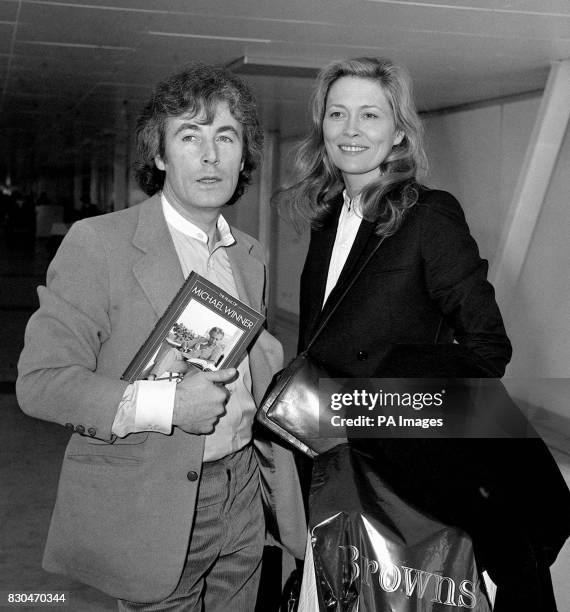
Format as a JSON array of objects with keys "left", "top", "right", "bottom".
[{"left": 343, "top": 116, "right": 360, "bottom": 137}]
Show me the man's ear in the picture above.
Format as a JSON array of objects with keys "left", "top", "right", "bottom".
[{"left": 155, "top": 154, "right": 166, "bottom": 171}]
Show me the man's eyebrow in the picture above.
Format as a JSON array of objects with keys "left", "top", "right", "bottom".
[
  {"left": 172, "top": 123, "right": 241, "bottom": 138},
  {"left": 216, "top": 125, "right": 241, "bottom": 138},
  {"left": 173, "top": 122, "right": 200, "bottom": 135}
]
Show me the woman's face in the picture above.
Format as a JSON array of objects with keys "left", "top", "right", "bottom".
[{"left": 323, "top": 76, "right": 403, "bottom": 195}]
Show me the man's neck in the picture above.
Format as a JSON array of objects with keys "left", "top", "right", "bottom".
[{"left": 163, "top": 193, "right": 221, "bottom": 248}]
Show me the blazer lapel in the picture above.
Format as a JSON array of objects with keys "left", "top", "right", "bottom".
[
  {"left": 306, "top": 197, "right": 381, "bottom": 340},
  {"left": 300, "top": 199, "right": 343, "bottom": 344},
  {"left": 132, "top": 196, "right": 185, "bottom": 318},
  {"left": 226, "top": 235, "right": 265, "bottom": 312},
  {"left": 320, "top": 218, "right": 377, "bottom": 316}
]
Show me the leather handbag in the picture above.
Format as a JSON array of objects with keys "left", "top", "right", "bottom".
[{"left": 257, "top": 237, "right": 386, "bottom": 457}]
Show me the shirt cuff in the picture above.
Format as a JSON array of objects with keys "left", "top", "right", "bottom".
[{"left": 112, "top": 380, "right": 176, "bottom": 437}]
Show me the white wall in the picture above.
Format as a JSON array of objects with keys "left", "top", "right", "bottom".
[
  {"left": 502, "top": 122, "right": 570, "bottom": 380},
  {"left": 424, "top": 94, "right": 570, "bottom": 610},
  {"left": 423, "top": 96, "right": 540, "bottom": 262}
]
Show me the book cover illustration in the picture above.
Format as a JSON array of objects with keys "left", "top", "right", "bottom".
[{"left": 122, "top": 271, "right": 265, "bottom": 383}]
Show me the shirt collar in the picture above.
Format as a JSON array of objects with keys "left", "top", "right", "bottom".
[
  {"left": 161, "top": 193, "right": 235, "bottom": 247},
  {"left": 342, "top": 190, "right": 363, "bottom": 218}
]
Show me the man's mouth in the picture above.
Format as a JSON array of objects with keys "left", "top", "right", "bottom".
[
  {"left": 338, "top": 145, "right": 368, "bottom": 153},
  {"left": 197, "top": 176, "right": 222, "bottom": 184}
]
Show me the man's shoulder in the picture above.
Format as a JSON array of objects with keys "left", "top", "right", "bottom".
[
  {"left": 230, "top": 225, "right": 264, "bottom": 260},
  {"left": 76, "top": 196, "right": 157, "bottom": 231},
  {"left": 66, "top": 196, "right": 160, "bottom": 248}
]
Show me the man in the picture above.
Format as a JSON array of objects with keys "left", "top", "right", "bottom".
[
  {"left": 17, "top": 63, "right": 305, "bottom": 610},
  {"left": 184, "top": 327, "right": 225, "bottom": 366}
]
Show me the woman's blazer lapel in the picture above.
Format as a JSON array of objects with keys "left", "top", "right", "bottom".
[
  {"left": 320, "top": 218, "right": 377, "bottom": 319},
  {"left": 303, "top": 206, "right": 379, "bottom": 346}
]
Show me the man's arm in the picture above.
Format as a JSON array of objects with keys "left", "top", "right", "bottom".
[
  {"left": 17, "top": 218, "right": 240, "bottom": 441},
  {"left": 16, "top": 221, "right": 129, "bottom": 441},
  {"left": 112, "top": 367, "right": 238, "bottom": 438}
]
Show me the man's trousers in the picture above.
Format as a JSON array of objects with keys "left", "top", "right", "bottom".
[{"left": 118, "top": 444, "right": 264, "bottom": 611}]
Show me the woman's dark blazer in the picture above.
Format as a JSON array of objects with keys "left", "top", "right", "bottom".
[
  {"left": 298, "top": 186, "right": 512, "bottom": 376},
  {"left": 297, "top": 186, "right": 570, "bottom": 610}
]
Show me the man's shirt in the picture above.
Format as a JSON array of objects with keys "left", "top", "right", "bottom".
[{"left": 112, "top": 194, "right": 257, "bottom": 461}]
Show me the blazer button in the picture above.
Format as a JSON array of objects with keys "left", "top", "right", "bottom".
[
  {"left": 65, "top": 423, "right": 75, "bottom": 431},
  {"left": 75, "top": 425, "right": 85, "bottom": 434},
  {"left": 187, "top": 471, "right": 199, "bottom": 482},
  {"left": 87, "top": 427, "right": 97, "bottom": 437},
  {"left": 356, "top": 351, "right": 368, "bottom": 361}
]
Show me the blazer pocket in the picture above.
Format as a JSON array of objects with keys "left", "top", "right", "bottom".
[
  {"left": 66, "top": 432, "right": 150, "bottom": 467},
  {"left": 66, "top": 453, "right": 144, "bottom": 467},
  {"left": 88, "top": 431, "right": 150, "bottom": 446}
]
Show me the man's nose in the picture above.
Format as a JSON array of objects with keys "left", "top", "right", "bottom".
[{"left": 201, "top": 141, "right": 219, "bottom": 165}]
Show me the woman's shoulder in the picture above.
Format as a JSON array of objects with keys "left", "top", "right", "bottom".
[
  {"left": 413, "top": 185, "right": 467, "bottom": 225},
  {"left": 415, "top": 185, "right": 464, "bottom": 214}
]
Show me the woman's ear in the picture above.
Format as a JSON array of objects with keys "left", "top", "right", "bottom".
[{"left": 393, "top": 131, "right": 404, "bottom": 147}]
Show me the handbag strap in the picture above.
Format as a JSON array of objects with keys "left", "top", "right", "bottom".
[{"left": 305, "top": 236, "right": 386, "bottom": 351}]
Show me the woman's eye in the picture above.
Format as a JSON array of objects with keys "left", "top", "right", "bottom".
[
  {"left": 362, "top": 112, "right": 378, "bottom": 119},
  {"left": 182, "top": 134, "right": 198, "bottom": 142},
  {"left": 328, "top": 111, "right": 343, "bottom": 119},
  {"left": 217, "top": 135, "right": 233, "bottom": 143}
]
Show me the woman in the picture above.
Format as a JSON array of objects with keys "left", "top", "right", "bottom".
[
  {"left": 285, "top": 57, "right": 511, "bottom": 378},
  {"left": 281, "top": 58, "right": 567, "bottom": 611}
]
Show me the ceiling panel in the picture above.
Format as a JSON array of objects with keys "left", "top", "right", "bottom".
[
  {"left": 1, "top": 0, "right": 569, "bottom": 178},
  {"left": 0, "top": 0, "right": 17, "bottom": 15},
  {"left": 0, "top": 23, "right": 13, "bottom": 53},
  {"left": 17, "top": 3, "right": 143, "bottom": 45}
]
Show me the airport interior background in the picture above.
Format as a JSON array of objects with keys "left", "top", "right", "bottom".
[{"left": 1, "top": 0, "right": 570, "bottom": 609}]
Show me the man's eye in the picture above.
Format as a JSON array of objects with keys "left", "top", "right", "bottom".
[{"left": 182, "top": 134, "right": 198, "bottom": 142}]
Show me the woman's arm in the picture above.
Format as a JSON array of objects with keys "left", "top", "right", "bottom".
[{"left": 419, "top": 190, "right": 512, "bottom": 376}]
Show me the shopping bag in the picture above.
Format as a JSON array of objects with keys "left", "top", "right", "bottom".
[{"left": 307, "top": 444, "right": 494, "bottom": 611}]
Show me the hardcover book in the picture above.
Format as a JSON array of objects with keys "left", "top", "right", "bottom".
[{"left": 121, "top": 271, "right": 265, "bottom": 383}]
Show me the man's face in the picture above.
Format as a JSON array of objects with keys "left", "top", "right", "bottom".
[
  {"left": 155, "top": 101, "right": 244, "bottom": 222},
  {"left": 209, "top": 330, "right": 224, "bottom": 345}
]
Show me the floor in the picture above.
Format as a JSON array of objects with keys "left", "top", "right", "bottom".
[
  {"left": 0, "top": 236, "right": 117, "bottom": 610},
  {"left": 1, "top": 232, "right": 569, "bottom": 611}
]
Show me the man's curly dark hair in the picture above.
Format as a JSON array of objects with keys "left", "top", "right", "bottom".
[{"left": 134, "top": 63, "right": 263, "bottom": 205}]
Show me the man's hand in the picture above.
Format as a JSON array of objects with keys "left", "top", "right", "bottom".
[{"left": 172, "top": 368, "right": 237, "bottom": 434}]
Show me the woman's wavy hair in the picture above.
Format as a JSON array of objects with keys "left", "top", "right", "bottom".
[
  {"left": 134, "top": 63, "right": 263, "bottom": 205},
  {"left": 281, "top": 57, "right": 427, "bottom": 235}
]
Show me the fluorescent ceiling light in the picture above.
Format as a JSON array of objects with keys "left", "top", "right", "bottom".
[
  {"left": 227, "top": 56, "right": 320, "bottom": 78},
  {"left": 147, "top": 31, "right": 271, "bottom": 44},
  {"left": 18, "top": 41, "right": 135, "bottom": 51}
]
